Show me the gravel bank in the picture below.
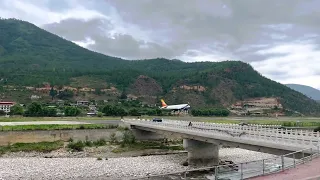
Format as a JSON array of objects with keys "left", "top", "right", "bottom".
[
  {"left": 0, "top": 148, "right": 276, "bottom": 180},
  {"left": 0, "top": 155, "right": 187, "bottom": 180}
]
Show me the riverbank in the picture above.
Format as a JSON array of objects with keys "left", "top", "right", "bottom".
[{"left": 0, "top": 148, "right": 276, "bottom": 179}]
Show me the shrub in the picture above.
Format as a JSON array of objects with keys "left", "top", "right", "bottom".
[
  {"left": 93, "top": 138, "right": 106, "bottom": 146},
  {"left": 6, "top": 141, "right": 63, "bottom": 153},
  {"left": 109, "top": 132, "right": 117, "bottom": 143},
  {"left": 282, "top": 122, "right": 293, "bottom": 127},
  {"left": 314, "top": 126, "right": 320, "bottom": 132},
  {"left": 117, "top": 126, "right": 129, "bottom": 131},
  {"left": 85, "top": 140, "right": 93, "bottom": 147},
  {"left": 67, "top": 140, "right": 85, "bottom": 151},
  {"left": 97, "top": 112, "right": 103, "bottom": 117},
  {"left": 122, "top": 130, "right": 135, "bottom": 145},
  {"left": 97, "top": 157, "right": 102, "bottom": 160},
  {"left": 0, "top": 110, "right": 6, "bottom": 116}
]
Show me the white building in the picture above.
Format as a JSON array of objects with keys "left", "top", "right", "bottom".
[
  {"left": 0, "top": 102, "right": 15, "bottom": 113},
  {"left": 77, "top": 101, "right": 89, "bottom": 106}
]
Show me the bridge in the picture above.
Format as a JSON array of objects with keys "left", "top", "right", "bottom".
[{"left": 123, "top": 119, "right": 320, "bottom": 166}]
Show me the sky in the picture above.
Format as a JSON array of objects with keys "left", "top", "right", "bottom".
[{"left": 1, "top": 0, "right": 320, "bottom": 89}]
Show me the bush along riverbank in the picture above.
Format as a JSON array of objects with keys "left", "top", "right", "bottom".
[{"left": 0, "top": 129, "right": 184, "bottom": 158}]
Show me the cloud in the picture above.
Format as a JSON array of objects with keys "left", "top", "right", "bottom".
[
  {"left": 251, "top": 42, "right": 320, "bottom": 89},
  {"left": 0, "top": 0, "right": 107, "bottom": 25},
  {"left": 72, "top": 37, "right": 95, "bottom": 48},
  {"left": 1, "top": 0, "right": 320, "bottom": 89}
]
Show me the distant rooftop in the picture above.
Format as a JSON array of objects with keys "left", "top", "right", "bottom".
[{"left": 0, "top": 102, "right": 15, "bottom": 104}]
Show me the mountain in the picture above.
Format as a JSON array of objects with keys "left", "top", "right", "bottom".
[
  {"left": 286, "top": 84, "right": 320, "bottom": 101},
  {"left": 1, "top": 18, "right": 320, "bottom": 115}
]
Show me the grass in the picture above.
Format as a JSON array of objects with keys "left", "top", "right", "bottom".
[
  {"left": 0, "top": 141, "right": 64, "bottom": 155},
  {"left": 0, "top": 116, "right": 120, "bottom": 122},
  {"left": 0, "top": 124, "right": 118, "bottom": 131},
  {"left": 67, "top": 138, "right": 107, "bottom": 152},
  {"left": 111, "top": 141, "right": 184, "bottom": 153}
]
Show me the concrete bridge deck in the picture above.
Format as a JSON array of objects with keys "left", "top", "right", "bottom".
[{"left": 123, "top": 119, "right": 320, "bottom": 166}]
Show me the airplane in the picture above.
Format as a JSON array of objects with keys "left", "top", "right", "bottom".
[{"left": 160, "top": 99, "right": 190, "bottom": 110}]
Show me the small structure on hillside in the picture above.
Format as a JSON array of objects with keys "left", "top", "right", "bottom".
[
  {"left": 76, "top": 101, "right": 89, "bottom": 106},
  {"left": 0, "top": 102, "right": 15, "bottom": 113}
]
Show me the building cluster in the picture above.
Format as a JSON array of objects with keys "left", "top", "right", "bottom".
[
  {"left": 172, "top": 85, "right": 206, "bottom": 92},
  {"left": 230, "top": 97, "right": 284, "bottom": 116},
  {"left": 0, "top": 100, "right": 98, "bottom": 116},
  {"left": 0, "top": 102, "right": 15, "bottom": 113}
]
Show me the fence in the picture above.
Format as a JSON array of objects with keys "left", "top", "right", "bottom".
[
  {"left": 124, "top": 119, "right": 320, "bottom": 150},
  {"left": 136, "top": 147, "right": 320, "bottom": 180}
]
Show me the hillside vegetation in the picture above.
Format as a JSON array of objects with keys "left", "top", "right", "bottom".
[{"left": 1, "top": 18, "right": 320, "bottom": 115}]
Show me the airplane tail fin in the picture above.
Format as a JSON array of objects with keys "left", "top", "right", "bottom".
[{"left": 161, "top": 99, "right": 167, "bottom": 107}]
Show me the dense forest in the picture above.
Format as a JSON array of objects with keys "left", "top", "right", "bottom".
[{"left": 1, "top": 18, "right": 320, "bottom": 115}]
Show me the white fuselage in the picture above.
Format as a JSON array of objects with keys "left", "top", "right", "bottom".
[{"left": 161, "top": 104, "right": 190, "bottom": 110}]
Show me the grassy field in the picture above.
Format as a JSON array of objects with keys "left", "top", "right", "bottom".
[
  {"left": 0, "top": 124, "right": 118, "bottom": 131},
  {"left": 0, "top": 116, "right": 120, "bottom": 122},
  {"left": 0, "top": 141, "right": 64, "bottom": 154}
]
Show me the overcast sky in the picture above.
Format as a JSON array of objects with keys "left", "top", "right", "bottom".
[{"left": 1, "top": 0, "right": 320, "bottom": 89}]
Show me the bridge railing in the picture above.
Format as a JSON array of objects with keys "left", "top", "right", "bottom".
[
  {"left": 123, "top": 119, "right": 320, "bottom": 149},
  {"left": 134, "top": 147, "right": 320, "bottom": 180},
  {"left": 215, "top": 147, "right": 320, "bottom": 180}
]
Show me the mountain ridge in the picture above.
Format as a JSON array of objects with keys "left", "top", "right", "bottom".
[
  {"left": 286, "top": 84, "right": 320, "bottom": 101},
  {"left": 1, "top": 18, "right": 320, "bottom": 115}
]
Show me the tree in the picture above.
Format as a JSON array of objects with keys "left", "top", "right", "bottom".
[
  {"left": 9, "top": 104, "right": 24, "bottom": 115},
  {"left": 94, "top": 88, "right": 102, "bottom": 95},
  {"left": 120, "top": 91, "right": 127, "bottom": 100},
  {"left": 43, "top": 107, "right": 57, "bottom": 117},
  {"left": 155, "top": 109, "right": 163, "bottom": 116},
  {"left": 0, "top": 110, "right": 6, "bottom": 116},
  {"left": 24, "top": 102, "right": 43, "bottom": 117},
  {"left": 102, "top": 105, "right": 114, "bottom": 116},
  {"left": 147, "top": 109, "right": 156, "bottom": 116},
  {"left": 49, "top": 87, "right": 57, "bottom": 100},
  {"left": 129, "top": 108, "right": 140, "bottom": 116},
  {"left": 191, "top": 108, "right": 230, "bottom": 117},
  {"left": 57, "top": 90, "right": 74, "bottom": 100},
  {"left": 102, "top": 105, "right": 127, "bottom": 116},
  {"left": 64, "top": 106, "right": 81, "bottom": 116}
]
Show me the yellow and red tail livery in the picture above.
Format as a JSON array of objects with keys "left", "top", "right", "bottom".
[{"left": 161, "top": 99, "right": 167, "bottom": 107}]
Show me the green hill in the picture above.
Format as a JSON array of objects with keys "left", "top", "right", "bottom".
[
  {"left": 286, "top": 84, "right": 320, "bottom": 101},
  {"left": 1, "top": 18, "right": 320, "bottom": 115}
]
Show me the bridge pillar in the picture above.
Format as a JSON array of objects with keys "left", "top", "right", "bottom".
[{"left": 183, "top": 139, "right": 219, "bottom": 167}]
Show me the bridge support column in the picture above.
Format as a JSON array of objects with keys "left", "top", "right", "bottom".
[{"left": 183, "top": 139, "right": 219, "bottom": 167}]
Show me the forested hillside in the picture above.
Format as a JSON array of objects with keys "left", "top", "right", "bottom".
[{"left": 1, "top": 18, "right": 320, "bottom": 115}]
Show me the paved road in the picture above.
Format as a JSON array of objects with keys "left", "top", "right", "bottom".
[{"left": 249, "top": 157, "right": 320, "bottom": 180}]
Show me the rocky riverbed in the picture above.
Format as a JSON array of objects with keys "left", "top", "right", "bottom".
[{"left": 0, "top": 148, "right": 276, "bottom": 179}]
